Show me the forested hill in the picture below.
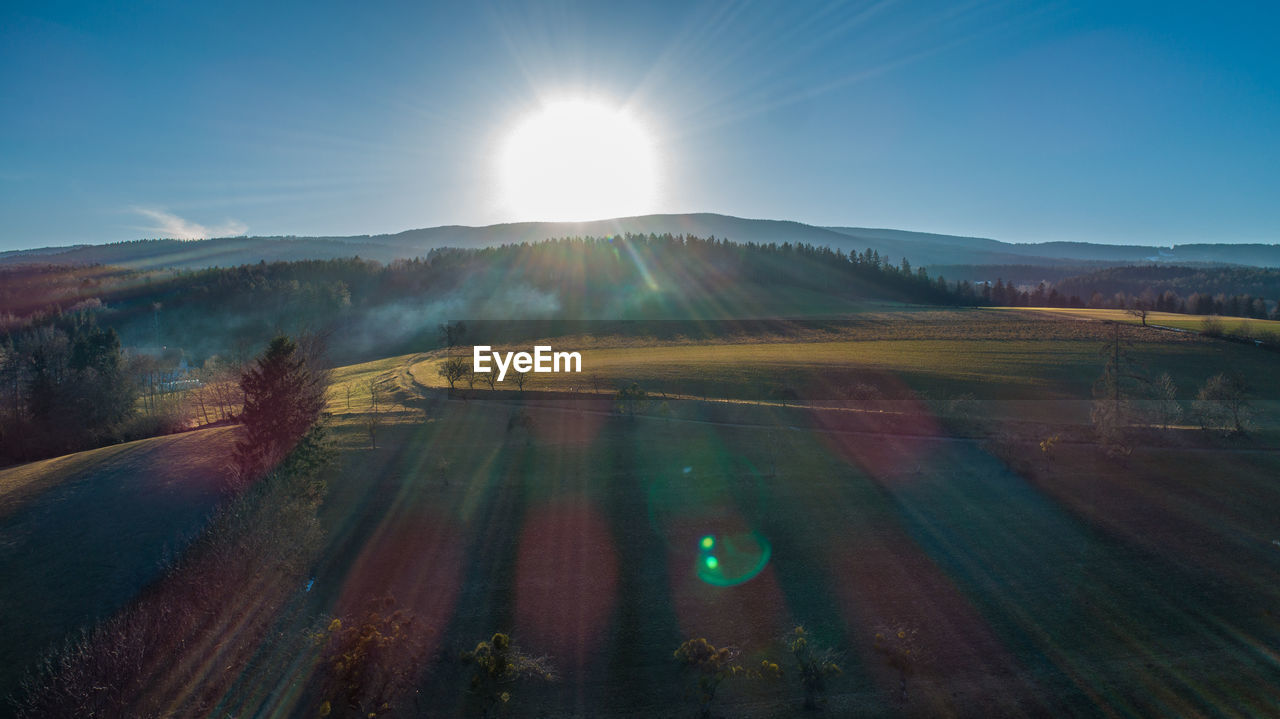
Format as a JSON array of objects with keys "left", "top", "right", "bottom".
[
  {"left": 1, "top": 234, "right": 962, "bottom": 364},
  {"left": 5, "top": 213, "right": 1278, "bottom": 271}
]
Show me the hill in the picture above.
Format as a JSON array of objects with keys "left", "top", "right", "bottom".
[{"left": 4, "top": 213, "right": 1278, "bottom": 271}]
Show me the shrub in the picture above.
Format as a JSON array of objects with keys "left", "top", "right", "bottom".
[
  {"left": 615, "top": 382, "right": 649, "bottom": 416},
  {"left": 786, "top": 626, "right": 841, "bottom": 710},
  {"left": 674, "top": 637, "right": 779, "bottom": 719},
  {"left": 312, "top": 597, "right": 428, "bottom": 718},
  {"left": 874, "top": 624, "right": 924, "bottom": 703},
  {"left": 460, "top": 633, "right": 555, "bottom": 717}
]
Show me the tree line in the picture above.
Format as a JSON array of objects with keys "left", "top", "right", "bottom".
[
  {"left": 976, "top": 277, "right": 1278, "bottom": 319},
  {"left": 0, "top": 311, "right": 135, "bottom": 460}
]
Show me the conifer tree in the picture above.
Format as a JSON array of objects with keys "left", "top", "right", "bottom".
[{"left": 233, "top": 335, "right": 327, "bottom": 484}]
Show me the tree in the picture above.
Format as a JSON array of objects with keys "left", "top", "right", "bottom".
[
  {"left": 1150, "top": 372, "right": 1182, "bottom": 430},
  {"left": 510, "top": 369, "right": 529, "bottom": 393},
  {"left": 1126, "top": 306, "right": 1150, "bottom": 326},
  {"left": 437, "top": 356, "right": 468, "bottom": 390},
  {"left": 1194, "top": 372, "right": 1251, "bottom": 434},
  {"left": 439, "top": 321, "right": 466, "bottom": 352},
  {"left": 366, "top": 377, "right": 384, "bottom": 449},
  {"left": 232, "top": 335, "right": 328, "bottom": 486},
  {"left": 3, "top": 315, "right": 136, "bottom": 459}
]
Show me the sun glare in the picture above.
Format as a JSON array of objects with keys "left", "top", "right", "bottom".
[{"left": 499, "top": 100, "right": 658, "bottom": 222}]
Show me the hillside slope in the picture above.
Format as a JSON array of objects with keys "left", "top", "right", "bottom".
[{"left": 0, "top": 427, "right": 235, "bottom": 705}]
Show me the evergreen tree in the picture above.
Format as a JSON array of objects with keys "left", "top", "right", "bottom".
[{"left": 232, "top": 335, "right": 327, "bottom": 485}]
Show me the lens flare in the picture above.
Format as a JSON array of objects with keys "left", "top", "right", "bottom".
[{"left": 696, "top": 530, "right": 771, "bottom": 586}]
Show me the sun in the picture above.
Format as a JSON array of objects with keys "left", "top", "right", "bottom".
[{"left": 499, "top": 100, "right": 658, "bottom": 222}]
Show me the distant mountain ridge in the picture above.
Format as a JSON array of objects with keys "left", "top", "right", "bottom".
[{"left": 3, "top": 213, "right": 1278, "bottom": 270}]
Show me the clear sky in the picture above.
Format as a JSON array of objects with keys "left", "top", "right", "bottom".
[{"left": 2, "top": 0, "right": 1278, "bottom": 250}]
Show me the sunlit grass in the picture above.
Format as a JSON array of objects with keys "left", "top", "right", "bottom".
[
  {"left": 0, "top": 427, "right": 236, "bottom": 519},
  {"left": 410, "top": 335, "right": 1278, "bottom": 409},
  {"left": 1003, "top": 306, "right": 1280, "bottom": 334}
]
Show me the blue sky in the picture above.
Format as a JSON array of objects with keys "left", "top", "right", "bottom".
[{"left": 2, "top": 0, "right": 1277, "bottom": 250}]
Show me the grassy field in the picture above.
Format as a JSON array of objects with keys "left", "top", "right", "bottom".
[
  {"left": 1003, "top": 306, "right": 1280, "bottom": 335},
  {"left": 411, "top": 309, "right": 1280, "bottom": 429},
  {"left": 0, "top": 427, "right": 235, "bottom": 705},
  {"left": 4, "top": 308, "right": 1280, "bottom": 716}
]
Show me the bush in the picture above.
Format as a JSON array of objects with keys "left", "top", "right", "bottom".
[
  {"left": 312, "top": 597, "right": 428, "bottom": 718},
  {"left": 460, "top": 633, "right": 555, "bottom": 717},
  {"left": 1200, "top": 315, "right": 1225, "bottom": 337},
  {"left": 615, "top": 383, "right": 649, "bottom": 417},
  {"left": 786, "top": 626, "right": 841, "bottom": 710},
  {"left": 674, "top": 638, "right": 780, "bottom": 718},
  {"left": 115, "top": 406, "right": 190, "bottom": 442}
]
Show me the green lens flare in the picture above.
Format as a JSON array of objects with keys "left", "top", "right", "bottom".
[{"left": 696, "top": 531, "right": 771, "bottom": 587}]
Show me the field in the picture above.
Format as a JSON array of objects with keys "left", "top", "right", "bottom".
[
  {"left": 1003, "top": 306, "right": 1280, "bottom": 335},
  {"left": 3, "top": 308, "right": 1280, "bottom": 716},
  {"left": 411, "top": 309, "right": 1280, "bottom": 425}
]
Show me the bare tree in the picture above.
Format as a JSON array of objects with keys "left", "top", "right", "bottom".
[
  {"left": 1151, "top": 372, "right": 1182, "bottom": 430},
  {"left": 510, "top": 369, "right": 529, "bottom": 393},
  {"left": 437, "top": 356, "right": 468, "bottom": 390},
  {"left": 1126, "top": 306, "right": 1150, "bottom": 327},
  {"left": 1195, "top": 372, "right": 1251, "bottom": 434},
  {"left": 367, "top": 377, "right": 384, "bottom": 449}
]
